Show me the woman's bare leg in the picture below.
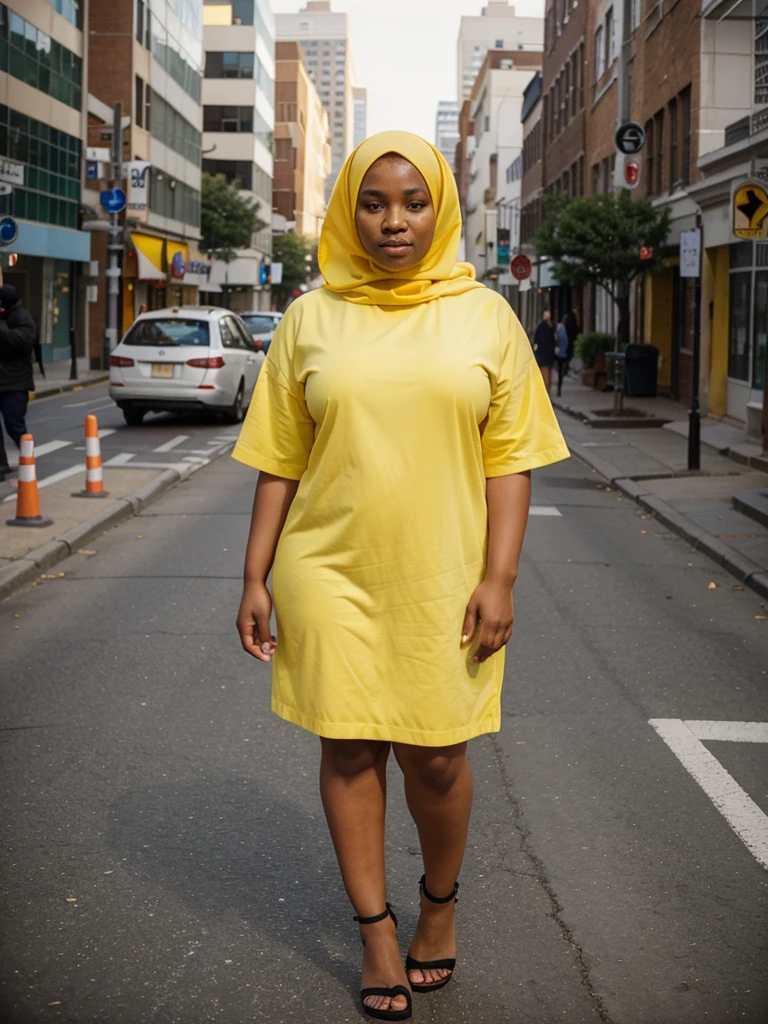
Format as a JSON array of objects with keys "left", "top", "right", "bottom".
[
  {"left": 540, "top": 364, "right": 552, "bottom": 392},
  {"left": 392, "top": 742, "right": 473, "bottom": 988},
  {"left": 319, "top": 738, "right": 409, "bottom": 1013}
]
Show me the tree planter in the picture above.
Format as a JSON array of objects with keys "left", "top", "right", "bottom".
[{"left": 581, "top": 369, "right": 596, "bottom": 388}]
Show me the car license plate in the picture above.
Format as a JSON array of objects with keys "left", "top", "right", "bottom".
[{"left": 152, "top": 363, "right": 174, "bottom": 378}]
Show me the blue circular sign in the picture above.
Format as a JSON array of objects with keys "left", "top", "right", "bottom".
[
  {"left": 0, "top": 216, "right": 18, "bottom": 246},
  {"left": 100, "top": 188, "right": 127, "bottom": 214}
]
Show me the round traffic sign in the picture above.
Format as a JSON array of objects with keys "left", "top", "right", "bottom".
[
  {"left": 510, "top": 254, "right": 532, "bottom": 281},
  {"left": 0, "top": 216, "right": 18, "bottom": 246},
  {"left": 100, "top": 187, "right": 127, "bottom": 214},
  {"left": 615, "top": 121, "right": 645, "bottom": 155}
]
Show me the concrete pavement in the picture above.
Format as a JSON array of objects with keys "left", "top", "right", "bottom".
[
  {"left": 553, "top": 377, "right": 768, "bottom": 599},
  {"left": 1, "top": 452, "right": 766, "bottom": 1023}
]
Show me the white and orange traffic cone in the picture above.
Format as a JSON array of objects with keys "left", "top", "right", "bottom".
[
  {"left": 6, "top": 434, "right": 53, "bottom": 528},
  {"left": 72, "top": 414, "right": 108, "bottom": 498}
]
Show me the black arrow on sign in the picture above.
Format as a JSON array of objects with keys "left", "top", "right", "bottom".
[{"left": 737, "top": 189, "right": 768, "bottom": 226}]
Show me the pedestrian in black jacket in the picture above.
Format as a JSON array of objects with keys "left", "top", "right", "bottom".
[
  {"left": 533, "top": 310, "right": 556, "bottom": 392},
  {"left": 0, "top": 285, "right": 37, "bottom": 481}
]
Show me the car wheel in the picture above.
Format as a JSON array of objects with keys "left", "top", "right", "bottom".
[
  {"left": 225, "top": 380, "right": 245, "bottom": 424},
  {"left": 123, "top": 408, "right": 145, "bottom": 426}
]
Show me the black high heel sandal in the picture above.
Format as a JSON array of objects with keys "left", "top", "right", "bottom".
[
  {"left": 405, "top": 875, "right": 460, "bottom": 993},
  {"left": 354, "top": 903, "right": 413, "bottom": 1022}
]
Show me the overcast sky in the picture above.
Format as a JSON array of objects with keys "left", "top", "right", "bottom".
[{"left": 270, "top": 0, "right": 545, "bottom": 142}]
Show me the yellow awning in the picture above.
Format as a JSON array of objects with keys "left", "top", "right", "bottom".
[
  {"left": 131, "top": 233, "right": 165, "bottom": 281},
  {"left": 166, "top": 240, "right": 190, "bottom": 280}
]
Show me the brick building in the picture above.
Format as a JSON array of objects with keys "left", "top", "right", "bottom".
[{"left": 519, "top": 71, "right": 544, "bottom": 332}]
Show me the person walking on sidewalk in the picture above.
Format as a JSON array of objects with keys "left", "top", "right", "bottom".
[
  {"left": 555, "top": 317, "right": 570, "bottom": 397},
  {"left": 0, "top": 285, "right": 37, "bottom": 482},
  {"left": 533, "top": 309, "right": 556, "bottom": 392},
  {"left": 234, "top": 131, "right": 569, "bottom": 1022}
]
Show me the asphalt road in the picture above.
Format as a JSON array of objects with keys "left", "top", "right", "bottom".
[
  {"left": 1, "top": 451, "right": 766, "bottom": 1024},
  {"left": 0, "top": 384, "right": 242, "bottom": 505}
]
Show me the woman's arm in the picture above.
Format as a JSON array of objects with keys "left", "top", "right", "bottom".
[
  {"left": 462, "top": 471, "right": 532, "bottom": 664},
  {"left": 236, "top": 471, "right": 300, "bottom": 663}
]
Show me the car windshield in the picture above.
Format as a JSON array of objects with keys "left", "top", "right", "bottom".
[
  {"left": 124, "top": 319, "right": 210, "bottom": 347},
  {"left": 242, "top": 315, "right": 278, "bottom": 333}
]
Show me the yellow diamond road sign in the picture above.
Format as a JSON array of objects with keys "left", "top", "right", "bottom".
[{"left": 733, "top": 180, "right": 768, "bottom": 239}]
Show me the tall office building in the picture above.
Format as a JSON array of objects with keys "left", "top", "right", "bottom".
[
  {"left": 0, "top": 0, "right": 90, "bottom": 368},
  {"left": 86, "top": 0, "right": 208, "bottom": 361},
  {"left": 274, "top": 41, "right": 331, "bottom": 237},
  {"left": 435, "top": 101, "right": 460, "bottom": 172},
  {"left": 457, "top": 2, "right": 543, "bottom": 101},
  {"left": 202, "top": 0, "right": 274, "bottom": 311},
  {"left": 275, "top": 1, "right": 357, "bottom": 199},
  {"left": 352, "top": 86, "right": 367, "bottom": 147}
]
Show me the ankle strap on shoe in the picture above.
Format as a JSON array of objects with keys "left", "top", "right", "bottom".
[
  {"left": 353, "top": 901, "right": 397, "bottom": 926},
  {"left": 419, "top": 874, "right": 459, "bottom": 905}
]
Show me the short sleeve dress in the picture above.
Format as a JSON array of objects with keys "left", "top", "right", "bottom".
[{"left": 233, "top": 286, "right": 570, "bottom": 746}]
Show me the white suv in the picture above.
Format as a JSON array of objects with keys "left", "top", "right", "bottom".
[{"left": 109, "top": 307, "right": 264, "bottom": 426}]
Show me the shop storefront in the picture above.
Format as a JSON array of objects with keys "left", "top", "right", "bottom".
[
  {"left": 127, "top": 234, "right": 207, "bottom": 319},
  {"left": 727, "top": 241, "right": 768, "bottom": 426}
]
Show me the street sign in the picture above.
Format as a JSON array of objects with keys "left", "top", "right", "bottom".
[
  {"left": 615, "top": 121, "right": 646, "bottom": 155},
  {"left": 510, "top": 254, "right": 532, "bottom": 280},
  {"left": 497, "top": 227, "right": 510, "bottom": 265},
  {"left": 680, "top": 229, "right": 701, "bottom": 278},
  {"left": 0, "top": 159, "right": 24, "bottom": 187},
  {"left": 100, "top": 188, "right": 127, "bottom": 214},
  {"left": 0, "top": 216, "right": 18, "bottom": 246},
  {"left": 733, "top": 179, "right": 768, "bottom": 240},
  {"left": 0, "top": 182, "right": 12, "bottom": 196},
  {"left": 640, "top": 246, "right": 654, "bottom": 260}
]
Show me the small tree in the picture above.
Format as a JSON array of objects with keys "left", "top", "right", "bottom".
[
  {"left": 271, "top": 233, "right": 319, "bottom": 307},
  {"left": 200, "top": 172, "right": 266, "bottom": 265},
  {"left": 535, "top": 191, "right": 671, "bottom": 349}
]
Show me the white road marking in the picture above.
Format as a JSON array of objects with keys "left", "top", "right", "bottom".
[
  {"left": 529, "top": 506, "right": 562, "bottom": 517},
  {"left": 181, "top": 455, "right": 210, "bottom": 464},
  {"left": 649, "top": 718, "right": 768, "bottom": 870},
  {"left": 153, "top": 434, "right": 190, "bottom": 453},
  {"left": 104, "top": 453, "right": 136, "bottom": 466},
  {"left": 34, "top": 440, "right": 72, "bottom": 458},
  {"left": 686, "top": 721, "right": 768, "bottom": 743},
  {"left": 99, "top": 428, "right": 116, "bottom": 439},
  {"left": 64, "top": 396, "right": 111, "bottom": 408}
]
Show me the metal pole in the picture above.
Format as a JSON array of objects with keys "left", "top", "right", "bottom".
[
  {"left": 68, "top": 260, "right": 78, "bottom": 380},
  {"left": 688, "top": 265, "right": 702, "bottom": 472},
  {"left": 103, "top": 102, "right": 122, "bottom": 369}
]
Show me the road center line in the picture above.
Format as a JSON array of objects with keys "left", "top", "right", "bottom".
[
  {"left": 649, "top": 718, "right": 768, "bottom": 870},
  {"left": 153, "top": 434, "right": 190, "bottom": 453}
]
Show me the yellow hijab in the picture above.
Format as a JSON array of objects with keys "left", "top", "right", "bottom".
[{"left": 319, "top": 130, "right": 485, "bottom": 307}]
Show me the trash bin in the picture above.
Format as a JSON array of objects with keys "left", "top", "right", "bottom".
[{"left": 624, "top": 343, "right": 659, "bottom": 397}]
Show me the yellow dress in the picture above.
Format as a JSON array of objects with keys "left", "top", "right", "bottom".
[{"left": 232, "top": 285, "right": 569, "bottom": 746}]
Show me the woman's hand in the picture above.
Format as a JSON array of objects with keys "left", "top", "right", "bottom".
[
  {"left": 236, "top": 581, "right": 277, "bottom": 663},
  {"left": 461, "top": 578, "right": 514, "bottom": 664}
]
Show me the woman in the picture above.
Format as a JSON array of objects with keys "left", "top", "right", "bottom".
[
  {"left": 234, "top": 132, "right": 569, "bottom": 1021},
  {"left": 533, "top": 310, "right": 556, "bottom": 392}
]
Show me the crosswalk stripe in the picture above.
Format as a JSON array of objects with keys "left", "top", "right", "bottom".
[
  {"left": 153, "top": 434, "right": 190, "bottom": 453},
  {"left": 34, "top": 440, "right": 72, "bottom": 458}
]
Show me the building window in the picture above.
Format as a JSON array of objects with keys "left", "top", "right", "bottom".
[
  {"left": 756, "top": 6, "right": 768, "bottom": 104},
  {"left": 203, "top": 0, "right": 274, "bottom": 47},
  {"left": 668, "top": 97, "right": 678, "bottom": 191},
  {"left": 606, "top": 7, "right": 616, "bottom": 65},
  {"left": 148, "top": 11, "right": 202, "bottom": 102},
  {"left": 2, "top": 7, "right": 83, "bottom": 111},
  {"left": 202, "top": 159, "right": 253, "bottom": 190},
  {"left": 205, "top": 51, "right": 255, "bottom": 78},
  {"left": 654, "top": 109, "right": 664, "bottom": 193},
  {"left": 149, "top": 168, "right": 200, "bottom": 227},
  {"left": 680, "top": 86, "right": 691, "bottom": 185},
  {"left": 631, "top": 0, "right": 641, "bottom": 32},
  {"left": 594, "top": 26, "right": 605, "bottom": 82},
  {"left": 495, "top": 37, "right": 503, "bottom": 46},
  {"left": 645, "top": 118, "right": 655, "bottom": 195},
  {"left": 135, "top": 75, "right": 144, "bottom": 129},
  {"left": 151, "top": 90, "right": 201, "bottom": 164}
]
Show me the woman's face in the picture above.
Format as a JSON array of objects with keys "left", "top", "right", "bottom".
[{"left": 355, "top": 155, "right": 437, "bottom": 270}]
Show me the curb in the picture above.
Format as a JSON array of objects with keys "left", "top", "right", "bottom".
[
  {"left": 566, "top": 436, "right": 768, "bottom": 601},
  {"left": 31, "top": 375, "right": 109, "bottom": 401},
  {"left": 0, "top": 448, "right": 234, "bottom": 601}
]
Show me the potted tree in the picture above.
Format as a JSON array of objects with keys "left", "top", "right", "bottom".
[{"left": 576, "top": 333, "right": 615, "bottom": 388}]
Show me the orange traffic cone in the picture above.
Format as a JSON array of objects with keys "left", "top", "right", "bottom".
[
  {"left": 72, "top": 414, "right": 108, "bottom": 498},
  {"left": 6, "top": 434, "right": 53, "bottom": 527}
]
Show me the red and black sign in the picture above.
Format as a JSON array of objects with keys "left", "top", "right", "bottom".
[{"left": 510, "top": 254, "right": 532, "bottom": 280}]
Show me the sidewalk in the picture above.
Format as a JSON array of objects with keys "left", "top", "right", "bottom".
[
  {"left": 32, "top": 358, "right": 108, "bottom": 400},
  {"left": 552, "top": 375, "right": 768, "bottom": 599}
]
